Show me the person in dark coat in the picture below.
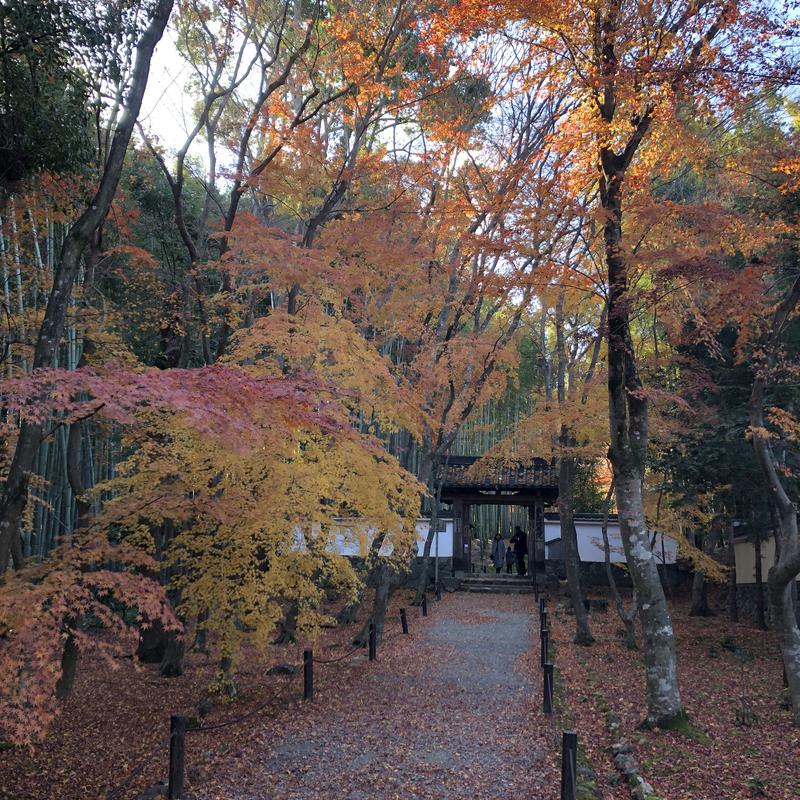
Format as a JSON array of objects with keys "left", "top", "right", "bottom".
[
  {"left": 491, "top": 533, "right": 506, "bottom": 574},
  {"left": 510, "top": 525, "right": 528, "bottom": 576}
]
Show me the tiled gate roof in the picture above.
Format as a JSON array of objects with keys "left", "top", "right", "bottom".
[{"left": 440, "top": 455, "right": 557, "bottom": 491}]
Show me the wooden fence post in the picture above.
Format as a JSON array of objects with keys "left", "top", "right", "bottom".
[
  {"left": 543, "top": 662, "right": 554, "bottom": 715},
  {"left": 369, "top": 623, "right": 377, "bottom": 661},
  {"left": 168, "top": 715, "right": 186, "bottom": 800},
  {"left": 400, "top": 608, "right": 409, "bottom": 635},
  {"left": 560, "top": 730, "right": 577, "bottom": 800},
  {"left": 303, "top": 649, "right": 313, "bottom": 702},
  {"left": 422, "top": 594, "right": 428, "bottom": 617}
]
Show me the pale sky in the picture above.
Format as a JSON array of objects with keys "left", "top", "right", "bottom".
[{"left": 139, "top": 30, "right": 202, "bottom": 158}]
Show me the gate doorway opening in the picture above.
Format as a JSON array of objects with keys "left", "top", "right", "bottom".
[{"left": 438, "top": 456, "right": 559, "bottom": 580}]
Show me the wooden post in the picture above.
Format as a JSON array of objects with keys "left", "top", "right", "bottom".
[
  {"left": 303, "top": 649, "right": 313, "bottom": 702},
  {"left": 539, "top": 596, "right": 546, "bottom": 614},
  {"left": 541, "top": 628, "right": 549, "bottom": 668},
  {"left": 453, "top": 498, "right": 467, "bottom": 572},
  {"left": 400, "top": 607, "right": 409, "bottom": 634},
  {"left": 528, "top": 503, "right": 537, "bottom": 574},
  {"left": 168, "top": 715, "right": 187, "bottom": 800},
  {"left": 540, "top": 608, "right": 548, "bottom": 633},
  {"left": 560, "top": 730, "right": 578, "bottom": 800},
  {"left": 368, "top": 623, "right": 377, "bottom": 661},
  {"left": 435, "top": 583, "right": 443, "bottom": 601},
  {"left": 543, "top": 662, "right": 554, "bottom": 715},
  {"left": 422, "top": 593, "right": 428, "bottom": 617}
]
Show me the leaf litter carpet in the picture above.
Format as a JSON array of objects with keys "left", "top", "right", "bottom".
[{"left": 195, "top": 593, "right": 559, "bottom": 799}]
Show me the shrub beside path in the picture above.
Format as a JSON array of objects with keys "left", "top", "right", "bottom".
[{"left": 195, "top": 592, "right": 559, "bottom": 800}]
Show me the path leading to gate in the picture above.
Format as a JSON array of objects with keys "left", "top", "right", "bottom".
[{"left": 196, "top": 593, "right": 559, "bottom": 800}]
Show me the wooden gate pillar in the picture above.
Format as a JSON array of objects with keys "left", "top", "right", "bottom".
[
  {"left": 529, "top": 500, "right": 545, "bottom": 573},
  {"left": 453, "top": 499, "right": 470, "bottom": 572}
]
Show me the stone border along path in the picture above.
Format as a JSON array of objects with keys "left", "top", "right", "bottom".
[{"left": 194, "top": 593, "right": 560, "bottom": 799}]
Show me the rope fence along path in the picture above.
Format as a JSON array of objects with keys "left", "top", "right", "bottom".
[{"left": 104, "top": 593, "right": 432, "bottom": 799}]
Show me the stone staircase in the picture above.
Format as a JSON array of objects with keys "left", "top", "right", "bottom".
[{"left": 458, "top": 574, "right": 535, "bottom": 594}]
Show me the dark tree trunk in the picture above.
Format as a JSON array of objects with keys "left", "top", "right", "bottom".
[
  {"left": 137, "top": 597, "right": 184, "bottom": 676},
  {"left": 193, "top": 609, "right": 210, "bottom": 654},
  {"left": 690, "top": 569, "right": 709, "bottom": 617},
  {"left": 354, "top": 563, "right": 397, "bottom": 646},
  {"left": 754, "top": 534, "right": 767, "bottom": 630},
  {"left": 559, "top": 454, "right": 593, "bottom": 644},
  {"left": 689, "top": 529, "right": 716, "bottom": 617},
  {"left": 414, "top": 450, "right": 442, "bottom": 604},
  {"left": 138, "top": 522, "right": 184, "bottom": 677},
  {"left": 273, "top": 602, "right": 299, "bottom": 645},
  {"left": 66, "top": 341, "right": 95, "bottom": 532},
  {"left": 0, "top": 0, "right": 175, "bottom": 573},
  {"left": 66, "top": 420, "right": 92, "bottom": 531},
  {"left": 137, "top": 621, "right": 164, "bottom": 663},
  {"left": 337, "top": 584, "right": 364, "bottom": 626},
  {"left": 159, "top": 628, "right": 185, "bottom": 677},
  {"left": 218, "top": 655, "right": 237, "bottom": 698},
  {"left": 55, "top": 628, "right": 78, "bottom": 700}
]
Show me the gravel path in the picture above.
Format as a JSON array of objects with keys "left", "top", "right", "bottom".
[{"left": 194, "top": 593, "right": 558, "bottom": 799}]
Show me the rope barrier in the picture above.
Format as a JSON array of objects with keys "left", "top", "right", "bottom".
[
  {"left": 105, "top": 734, "right": 171, "bottom": 800},
  {"left": 312, "top": 642, "right": 364, "bottom": 664},
  {"left": 187, "top": 673, "right": 300, "bottom": 734},
  {"left": 103, "top": 596, "right": 439, "bottom": 798}
]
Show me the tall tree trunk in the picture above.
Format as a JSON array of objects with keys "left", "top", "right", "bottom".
[
  {"left": 137, "top": 522, "right": 184, "bottom": 676},
  {"left": 754, "top": 532, "right": 767, "bottom": 631},
  {"left": 66, "top": 340, "right": 95, "bottom": 531},
  {"left": 559, "top": 454, "right": 593, "bottom": 644},
  {"left": 55, "top": 624, "right": 78, "bottom": 700},
  {"left": 727, "top": 524, "right": 739, "bottom": 624},
  {"left": 690, "top": 568, "right": 709, "bottom": 618},
  {"left": 748, "top": 271, "right": 800, "bottom": 722},
  {"left": 66, "top": 420, "right": 92, "bottom": 530},
  {"left": 0, "top": 0, "right": 174, "bottom": 573},
  {"left": 352, "top": 527, "right": 396, "bottom": 643},
  {"left": 554, "top": 295, "right": 592, "bottom": 644},
  {"left": 414, "top": 450, "right": 442, "bottom": 604},
  {"left": 354, "top": 563, "right": 397, "bottom": 646},
  {"left": 602, "top": 146, "right": 682, "bottom": 726},
  {"left": 273, "top": 601, "right": 299, "bottom": 645},
  {"left": 336, "top": 583, "right": 364, "bottom": 626},
  {"left": 601, "top": 482, "right": 637, "bottom": 649},
  {"left": 689, "top": 526, "right": 717, "bottom": 617}
]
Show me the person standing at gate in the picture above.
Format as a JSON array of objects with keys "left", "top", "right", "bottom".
[
  {"left": 511, "top": 525, "right": 528, "bottom": 576},
  {"left": 505, "top": 542, "right": 516, "bottom": 574},
  {"left": 491, "top": 533, "right": 506, "bottom": 574}
]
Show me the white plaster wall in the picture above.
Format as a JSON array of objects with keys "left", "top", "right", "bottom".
[
  {"left": 545, "top": 520, "right": 677, "bottom": 564},
  {"left": 734, "top": 536, "right": 776, "bottom": 585},
  {"left": 325, "top": 518, "right": 454, "bottom": 558}
]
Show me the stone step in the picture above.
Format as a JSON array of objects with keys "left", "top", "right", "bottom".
[
  {"left": 461, "top": 584, "right": 534, "bottom": 594},
  {"left": 460, "top": 576, "right": 531, "bottom": 584}
]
